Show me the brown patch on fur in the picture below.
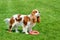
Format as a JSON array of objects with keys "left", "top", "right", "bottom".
[
  {"left": 23, "top": 16, "right": 30, "bottom": 26},
  {"left": 10, "top": 17, "right": 15, "bottom": 25},
  {"left": 37, "top": 16, "right": 40, "bottom": 23},
  {"left": 15, "top": 14, "right": 22, "bottom": 22},
  {"left": 15, "top": 18, "right": 22, "bottom": 22}
]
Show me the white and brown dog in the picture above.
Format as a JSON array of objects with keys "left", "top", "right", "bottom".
[{"left": 4, "top": 9, "right": 40, "bottom": 34}]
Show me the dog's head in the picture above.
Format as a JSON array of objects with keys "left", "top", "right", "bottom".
[
  {"left": 32, "top": 9, "right": 40, "bottom": 17},
  {"left": 31, "top": 9, "right": 40, "bottom": 23}
]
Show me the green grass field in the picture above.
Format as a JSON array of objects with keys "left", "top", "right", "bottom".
[{"left": 0, "top": 0, "right": 60, "bottom": 40}]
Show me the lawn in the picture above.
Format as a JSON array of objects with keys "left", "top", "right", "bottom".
[{"left": 0, "top": 0, "right": 60, "bottom": 40}]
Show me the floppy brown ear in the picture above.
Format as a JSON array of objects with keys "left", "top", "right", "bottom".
[{"left": 37, "top": 16, "right": 40, "bottom": 23}]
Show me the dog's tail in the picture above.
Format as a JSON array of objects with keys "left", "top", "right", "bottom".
[{"left": 4, "top": 18, "right": 10, "bottom": 24}]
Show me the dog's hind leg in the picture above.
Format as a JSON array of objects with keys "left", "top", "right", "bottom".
[
  {"left": 9, "top": 23, "right": 16, "bottom": 32},
  {"left": 9, "top": 25, "right": 12, "bottom": 32}
]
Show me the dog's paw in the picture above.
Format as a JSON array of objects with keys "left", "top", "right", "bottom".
[
  {"left": 25, "top": 32, "right": 29, "bottom": 34},
  {"left": 16, "top": 31, "right": 19, "bottom": 33}
]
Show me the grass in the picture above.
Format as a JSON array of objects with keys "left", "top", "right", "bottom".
[{"left": 0, "top": 0, "right": 60, "bottom": 40}]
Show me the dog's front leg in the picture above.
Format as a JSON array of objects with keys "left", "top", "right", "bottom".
[
  {"left": 28, "top": 26, "right": 32, "bottom": 32},
  {"left": 23, "top": 26, "right": 29, "bottom": 34}
]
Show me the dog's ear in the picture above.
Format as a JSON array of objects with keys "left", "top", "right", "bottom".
[{"left": 37, "top": 16, "right": 40, "bottom": 23}]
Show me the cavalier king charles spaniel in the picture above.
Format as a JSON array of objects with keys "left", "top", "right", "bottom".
[{"left": 4, "top": 9, "right": 40, "bottom": 34}]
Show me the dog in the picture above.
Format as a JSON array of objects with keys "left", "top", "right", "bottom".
[{"left": 4, "top": 9, "right": 40, "bottom": 34}]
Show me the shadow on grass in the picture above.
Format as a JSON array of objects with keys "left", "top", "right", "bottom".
[{"left": 5, "top": 29, "right": 25, "bottom": 34}]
